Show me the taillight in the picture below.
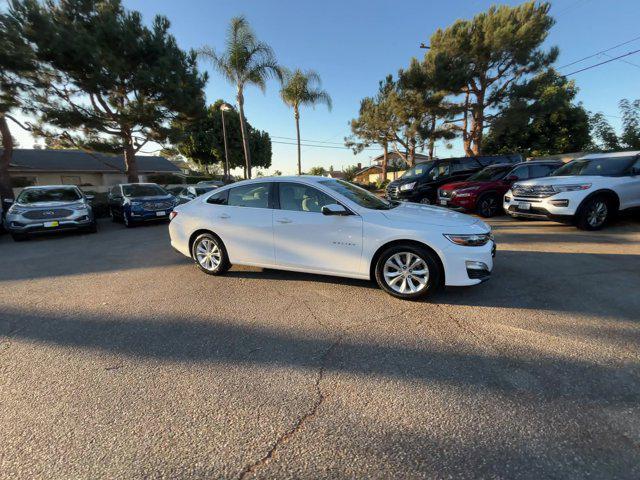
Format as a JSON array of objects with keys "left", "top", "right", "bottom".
[{"left": 169, "top": 211, "right": 178, "bottom": 221}]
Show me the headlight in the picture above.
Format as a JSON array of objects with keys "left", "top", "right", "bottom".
[
  {"left": 7, "top": 205, "right": 28, "bottom": 215},
  {"left": 443, "top": 233, "right": 492, "bottom": 246},
  {"left": 400, "top": 182, "right": 416, "bottom": 191},
  {"left": 551, "top": 183, "right": 591, "bottom": 192}
]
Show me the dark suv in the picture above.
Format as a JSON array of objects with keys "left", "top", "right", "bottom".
[
  {"left": 108, "top": 183, "right": 177, "bottom": 227},
  {"left": 386, "top": 154, "right": 522, "bottom": 204}
]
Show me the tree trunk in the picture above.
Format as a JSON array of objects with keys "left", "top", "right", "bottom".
[
  {"left": 122, "top": 132, "right": 139, "bottom": 183},
  {"left": 294, "top": 106, "right": 301, "bottom": 175},
  {"left": 462, "top": 91, "right": 473, "bottom": 156},
  {"left": 428, "top": 117, "right": 436, "bottom": 160},
  {"left": 0, "top": 114, "right": 15, "bottom": 204},
  {"left": 408, "top": 137, "right": 416, "bottom": 167},
  {"left": 470, "top": 90, "right": 485, "bottom": 156},
  {"left": 237, "top": 87, "right": 252, "bottom": 179},
  {"left": 381, "top": 142, "right": 388, "bottom": 182}
]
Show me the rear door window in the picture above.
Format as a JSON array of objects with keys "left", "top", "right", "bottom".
[{"left": 227, "top": 184, "right": 271, "bottom": 209}]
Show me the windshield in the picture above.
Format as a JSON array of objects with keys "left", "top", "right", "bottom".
[
  {"left": 467, "top": 166, "right": 512, "bottom": 182},
  {"left": 122, "top": 184, "right": 168, "bottom": 197},
  {"left": 552, "top": 156, "right": 636, "bottom": 177},
  {"left": 400, "top": 162, "right": 434, "bottom": 179},
  {"left": 17, "top": 188, "right": 81, "bottom": 203},
  {"left": 319, "top": 179, "right": 397, "bottom": 210}
]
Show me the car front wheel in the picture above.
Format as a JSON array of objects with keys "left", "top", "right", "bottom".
[
  {"left": 477, "top": 194, "right": 500, "bottom": 217},
  {"left": 576, "top": 196, "right": 612, "bottom": 230},
  {"left": 374, "top": 245, "right": 442, "bottom": 300},
  {"left": 192, "top": 233, "right": 230, "bottom": 275}
]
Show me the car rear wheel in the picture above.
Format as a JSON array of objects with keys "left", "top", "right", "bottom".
[
  {"left": 192, "top": 233, "right": 230, "bottom": 275},
  {"left": 374, "top": 245, "right": 441, "bottom": 300},
  {"left": 477, "top": 194, "right": 500, "bottom": 217},
  {"left": 419, "top": 197, "right": 431, "bottom": 205},
  {"left": 576, "top": 196, "right": 612, "bottom": 230}
]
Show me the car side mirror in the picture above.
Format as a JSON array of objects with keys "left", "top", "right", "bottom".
[{"left": 321, "top": 204, "right": 349, "bottom": 216}]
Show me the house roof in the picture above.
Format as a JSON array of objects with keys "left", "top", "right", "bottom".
[
  {"left": 354, "top": 165, "right": 382, "bottom": 176},
  {"left": 325, "top": 171, "right": 346, "bottom": 179},
  {"left": 6, "top": 149, "right": 181, "bottom": 174},
  {"left": 370, "top": 152, "right": 431, "bottom": 164}
]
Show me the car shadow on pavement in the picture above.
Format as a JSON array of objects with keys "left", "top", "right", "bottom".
[
  {"left": 2, "top": 305, "right": 639, "bottom": 405},
  {"left": 225, "top": 268, "right": 378, "bottom": 290}
]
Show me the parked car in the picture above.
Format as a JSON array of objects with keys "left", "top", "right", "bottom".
[
  {"left": 108, "top": 183, "right": 178, "bottom": 227},
  {"left": 196, "top": 180, "right": 225, "bottom": 188},
  {"left": 176, "top": 185, "right": 217, "bottom": 205},
  {"left": 165, "top": 186, "right": 184, "bottom": 197},
  {"left": 438, "top": 160, "right": 562, "bottom": 217},
  {"left": 3, "top": 185, "right": 97, "bottom": 241},
  {"left": 168, "top": 176, "right": 495, "bottom": 300},
  {"left": 385, "top": 155, "right": 521, "bottom": 205},
  {"left": 504, "top": 152, "right": 640, "bottom": 230}
]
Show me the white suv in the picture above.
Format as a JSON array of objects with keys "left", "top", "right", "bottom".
[{"left": 503, "top": 152, "right": 640, "bottom": 230}]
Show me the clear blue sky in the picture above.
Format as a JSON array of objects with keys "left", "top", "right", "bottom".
[{"left": 16, "top": 0, "right": 640, "bottom": 174}]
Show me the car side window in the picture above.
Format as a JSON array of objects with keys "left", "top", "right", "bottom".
[
  {"left": 461, "top": 158, "right": 480, "bottom": 171},
  {"left": 278, "top": 182, "right": 336, "bottom": 213},
  {"left": 110, "top": 186, "right": 121, "bottom": 197},
  {"left": 450, "top": 160, "right": 464, "bottom": 173},
  {"left": 227, "top": 184, "right": 271, "bottom": 209},
  {"left": 206, "top": 189, "right": 228, "bottom": 205},
  {"left": 509, "top": 165, "right": 530, "bottom": 180},
  {"left": 429, "top": 162, "right": 451, "bottom": 180}
]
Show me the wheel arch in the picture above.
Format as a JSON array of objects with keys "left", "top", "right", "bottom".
[
  {"left": 369, "top": 239, "right": 445, "bottom": 286},
  {"left": 188, "top": 229, "right": 225, "bottom": 258},
  {"left": 576, "top": 189, "right": 620, "bottom": 215}
]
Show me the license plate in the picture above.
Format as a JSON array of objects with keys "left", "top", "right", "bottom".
[
  {"left": 439, "top": 199, "right": 448, "bottom": 206},
  {"left": 517, "top": 202, "right": 531, "bottom": 211},
  {"left": 155, "top": 211, "right": 165, "bottom": 216},
  {"left": 44, "top": 221, "right": 59, "bottom": 228}
]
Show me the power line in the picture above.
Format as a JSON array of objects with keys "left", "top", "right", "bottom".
[
  {"left": 558, "top": 34, "right": 640, "bottom": 69},
  {"left": 271, "top": 140, "right": 379, "bottom": 151},
  {"left": 270, "top": 135, "right": 346, "bottom": 145},
  {"left": 565, "top": 48, "right": 640, "bottom": 75}
]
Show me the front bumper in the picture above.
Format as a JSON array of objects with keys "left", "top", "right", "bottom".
[
  {"left": 503, "top": 190, "right": 579, "bottom": 223},
  {"left": 5, "top": 214, "right": 94, "bottom": 234},
  {"left": 441, "top": 239, "right": 495, "bottom": 287},
  {"left": 129, "top": 207, "right": 174, "bottom": 222},
  {"left": 437, "top": 195, "right": 476, "bottom": 212}
]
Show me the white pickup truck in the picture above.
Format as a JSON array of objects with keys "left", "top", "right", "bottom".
[{"left": 503, "top": 152, "right": 640, "bottom": 230}]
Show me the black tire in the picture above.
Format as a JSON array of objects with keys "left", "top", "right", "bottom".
[
  {"left": 11, "top": 233, "right": 28, "bottom": 242},
  {"left": 110, "top": 208, "right": 120, "bottom": 223},
  {"left": 418, "top": 197, "right": 432, "bottom": 205},
  {"left": 374, "top": 244, "right": 442, "bottom": 300},
  {"left": 476, "top": 193, "right": 501, "bottom": 218},
  {"left": 576, "top": 195, "right": 613, "bottom": 231},
  {"left": 191, "top": 232, "right": 231, "bottom": 275},
  {"left": 123, "top": 212, "right": 135, "bottom": 228}
]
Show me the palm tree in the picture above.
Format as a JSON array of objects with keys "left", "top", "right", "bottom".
[
  {"left": 280, "top": 69, "right": 332, "bottom": 175},
  {"left": 199, "top": 16, "right": 281, "bottom": 179}
]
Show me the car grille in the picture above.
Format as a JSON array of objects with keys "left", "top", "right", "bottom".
[
  {"left": 512, "top": 185, "right": 555, "bottom": 198},
  {"left": 387, "top": 186, "right": 399, "bottom": 199},
  {"left": 22, "top": 208, "right": 73, "bottom": 219},
  {"left": 143, "top": 201, "right": 172, "bottom": 211}
]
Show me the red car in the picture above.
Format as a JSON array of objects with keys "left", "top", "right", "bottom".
[{"left": 437, "top": 160, "right": 562, "bottom": 217}]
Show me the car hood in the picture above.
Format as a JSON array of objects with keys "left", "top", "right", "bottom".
[
  {"left": 14, "top": 200, "right": 85, "bottom": 208},
  {"left": 388, "top": 177, "right": 419, "bottom": 187},
  {"left": 440, "top": 181, "right": 489, "bottom": 192},
  {"left": 516, "top": 176, "right": 602, "bottom": 186},
  {"left": 127, "top": 195, "right": 174, "bottom": 201},
  {"left": 381, "top": 202, "right": 488, "bottom": 229}
]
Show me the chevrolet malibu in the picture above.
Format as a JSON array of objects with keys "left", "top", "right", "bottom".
[{"left": 169, "top": 177, "right": 495, "bottom": 300}]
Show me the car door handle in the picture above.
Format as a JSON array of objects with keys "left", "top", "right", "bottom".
[
  {"left": 219, "top": 213, "right": 230, "bottom": 219},
  {"left": 276, "top": 218, "right": 292, "bottom": 224}
]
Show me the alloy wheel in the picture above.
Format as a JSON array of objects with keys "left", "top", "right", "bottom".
[
  {"left": 419, "top": 198, "right": 431, "bottom": 205},
  {"left": 195, "top": 238, "right": 222, "bottom": 271},
  {"left": 383, "top": 252, "right": 429, "bottom": 294},
  {"left": 587, "top": 200, "right": 608, "bottom": 227},
  {"left": 480, "top": 197, "right": 498, "bottom": 217}
]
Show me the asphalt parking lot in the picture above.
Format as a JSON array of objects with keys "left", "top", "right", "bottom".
[{"left": 1, "top": 215, "right": 640, "bottom": 479}]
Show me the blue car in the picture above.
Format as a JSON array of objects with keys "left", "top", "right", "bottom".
[{"left": 108, "top": 183, "right": 178, "bottom": 228}]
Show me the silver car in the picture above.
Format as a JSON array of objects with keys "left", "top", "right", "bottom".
[{"left": 4, "top": 185, "right": 97, "bottom": 241}]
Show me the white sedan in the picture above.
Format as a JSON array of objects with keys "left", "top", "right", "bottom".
[{"left": 168, "top": 177, "right": 495, "bottom": 300}]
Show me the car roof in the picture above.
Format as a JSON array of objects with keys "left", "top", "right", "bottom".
[
  {"left": 118, "top": 182, "right": 159, "bottom": 186},
  {"left": 580, "top": 151, "right": 640, "bottom": 159},
  {"left": 22, "top": 185, "right": 80, "bottom": 190}
]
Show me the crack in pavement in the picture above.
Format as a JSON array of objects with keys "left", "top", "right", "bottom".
[{"left": 236, "top": 335, "right": 342, "bottom": 480}]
